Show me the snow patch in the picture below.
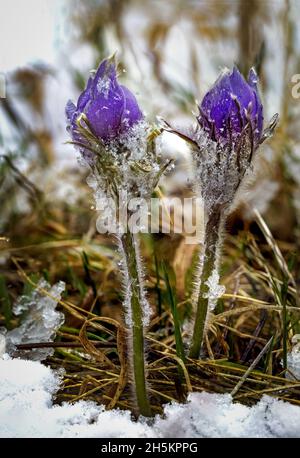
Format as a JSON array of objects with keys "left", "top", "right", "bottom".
[{"left": 1, "top": 358, "right": 300, "bottom": 438}]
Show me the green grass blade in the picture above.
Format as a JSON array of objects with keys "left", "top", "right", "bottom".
[{"left": 162, "top": 262, "right": 185, "bottom": 362}]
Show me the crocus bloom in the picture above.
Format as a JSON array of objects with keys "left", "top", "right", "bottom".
[
  {"left": 198, "top": 66, "right": 263, "bottom": 145},
  {"left": 66, "top": 56, "right": 143, "bottom": 145}
]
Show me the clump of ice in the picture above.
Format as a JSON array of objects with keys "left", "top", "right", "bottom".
[
  {"left": 286, "top": 335, "right": 300, "bottom": 380},
  {"left": 2, "top": 279, "right": 65, "bottom": 361},
  {"left": 1, "top": 358, "right": 300, "bottom": 438},
  {"left": 117, "top": 120, "right": 149, "bottom": 160},
  {"left": 203, "top": 269, "right": 226, "bottom": 311},
  {"left": 97, "top": 75, "right": 111, "bottom": 99},
  {"left": 287, "top": 352, "right": 300, "bottom": 380}
]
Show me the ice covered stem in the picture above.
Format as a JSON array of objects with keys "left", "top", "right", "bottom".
[
  {"left": 189, "top": 208, "right": 224, "bottom": 359},
  {"left": 119, "top": 229, "right": 151, "bottom": 417}
]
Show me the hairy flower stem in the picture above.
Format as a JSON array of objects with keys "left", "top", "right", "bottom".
[
  {"left": 120, "top": 230, "right": 151, "bottom": 417},
  {"left": 189, "top": 209, "right": 223, "bottom": 359}
]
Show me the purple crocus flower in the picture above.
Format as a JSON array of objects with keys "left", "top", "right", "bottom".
[
  {"left": 66, "top": 56, "right": 143, "bottom": 146},
  {"left": 198, "top": 66, "right": 263, "bottom": 145}
]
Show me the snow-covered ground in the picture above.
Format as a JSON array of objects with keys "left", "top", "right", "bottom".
[{"left": 1, "top": 357, "right": 300, "bottom": 438}]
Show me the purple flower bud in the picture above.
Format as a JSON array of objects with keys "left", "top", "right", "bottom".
[
  {"left": 198, "top": 66, "right": 263, "bottom": 145},
  {"left": 66, "top": 56, "right": 143, "bottom": 145}
]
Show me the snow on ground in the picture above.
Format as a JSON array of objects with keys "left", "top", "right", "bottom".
[{"left": 1, "top": 358, "right": 300, "bottom": 438}]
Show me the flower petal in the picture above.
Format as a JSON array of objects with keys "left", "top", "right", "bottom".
[
  {"left": 248, "top": 68, "right": 264, "bottom": 139},
  {"left": 77, "top": 76, "right": 93, "bottom": 112},
  {"left": 200, "top": 70, "right": 233, "bottom": 138},
  {"left": 120, "top": 85, "right": 143, "bottom": 133},
  {"left": 65, "top": 100, "right": 76, "bottom": 124}
]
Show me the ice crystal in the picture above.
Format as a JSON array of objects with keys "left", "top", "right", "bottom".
[
  {"left": 96, "top": 75, "right": 111, "bottom": 99},
  {"left": 117, "top": 238, "right": 132, "bottom": 327},
  {"left": 286, "top": 335, "right": 300, "bottom": 380},
  {"left": 203, "top": 269, "right": 226, "bottom": 311},
  {"left": 4, "top": 279, "right": 65, "bottom": 361}
]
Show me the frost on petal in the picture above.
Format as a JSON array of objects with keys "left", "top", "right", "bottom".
[
  {"left": 203, "top": 269, "right": 225, "bottom": 311},
  {"left": 5, "top": 279, "right": 65, "bottom": 361}
]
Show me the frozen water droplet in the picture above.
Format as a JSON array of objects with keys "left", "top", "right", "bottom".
[{"left": 203, "top": 270, "right": 225, "bottom": 312}]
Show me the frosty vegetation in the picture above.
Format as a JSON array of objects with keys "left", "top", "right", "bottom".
[
  {"left": 192, "top": 127, "right": 254, "bottom": 214},
  {"left": 87, "top": 121, "right": 166, "bottom": 235}
]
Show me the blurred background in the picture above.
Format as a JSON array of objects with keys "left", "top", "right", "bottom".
[
  {"left": 1, "top": 0, "right": 300, "bottom": 387},
  {"left": 0, "top": 0, "right": 299, "bottom": 234}
]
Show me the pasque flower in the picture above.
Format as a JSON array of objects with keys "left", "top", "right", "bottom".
[
  {"left": 163, "top": 66, "right": 278, "bottom": 213},
  {"left": 66, "top": 55, "right": 170, "bottom": 418},
  {"left": 66, "top": 56, "right": 143, "bottom": 145},
  {"left": 161, "top": 66, "right": 278, "bottom": 360},
  {"left": 198, "top": 66, "right": 264, "bottom": 145}
]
